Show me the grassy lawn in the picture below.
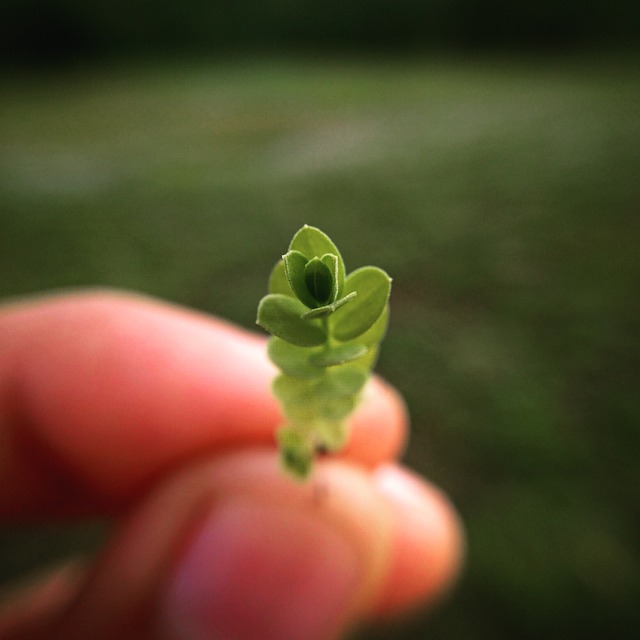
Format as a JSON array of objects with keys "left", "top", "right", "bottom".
[{"left": 1, "top": 53, "right": 639, "bottom": 639}]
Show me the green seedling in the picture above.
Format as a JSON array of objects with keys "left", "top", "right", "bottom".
[{"left": 257, "top": 225, "right": 391, "bottom": 479}]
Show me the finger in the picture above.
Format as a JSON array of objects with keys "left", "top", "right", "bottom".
[
  {"left": 4, "top": 449, "right": 395, "bottom": 640},
  {"left": 0, "top": 453, "right": 464, "bottom": 640},
  {"left": 341, "top": 376, "right": 408, "bottom": 468},
  {"left": 0, "top": 290, "right": 407, "bottom": 518},
  {"left": 371, "top": 465, "right": 465, "bottom": 617}
]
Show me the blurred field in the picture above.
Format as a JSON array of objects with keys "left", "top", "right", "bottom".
[{"left": 1, "top": 54, "right": 639, "bottom": 639}]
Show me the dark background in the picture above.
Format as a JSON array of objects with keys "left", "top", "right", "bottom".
[
  {"left": 1, "top": 2, "right": 639, "bottom": 640},
  {"left": 2, "top": 0, "right": 640, "bottom": 63}
]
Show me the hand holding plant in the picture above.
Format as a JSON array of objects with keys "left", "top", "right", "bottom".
[
  {"left": 257, "top": 225, "right": 391, "bottom": 478},
  {"left": 0, "top": 290, "right": 462, "bottom": 639}
]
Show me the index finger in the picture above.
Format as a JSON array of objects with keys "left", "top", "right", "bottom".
[{"left": 0, "top": 290, "right": 407, "bottom": 519}]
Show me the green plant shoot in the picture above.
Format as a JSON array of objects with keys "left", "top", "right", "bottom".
[{"left": 256, "top": 225, "right": 391, "bottom": 479}]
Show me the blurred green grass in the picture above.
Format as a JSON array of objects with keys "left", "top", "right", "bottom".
[{"left": 1, "top": 54, "right": 639, "bottom": 639}]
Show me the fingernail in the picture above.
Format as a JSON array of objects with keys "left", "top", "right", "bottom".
[{"left": 159, "top": 500, "right": 361, "bottom": 640}]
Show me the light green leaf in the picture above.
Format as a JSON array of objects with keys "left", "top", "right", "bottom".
[
  {"left": 283, "top": 250, "right": 316, "bottom": 308},
  {"left": 257, "top": 294, "right": 326, "bottom": 346},
  {"left": 281, "top": 401, "right": 320, "bottom": 423},
  {"left": 318, "top": 396, "right": 358, "bottom": 421},
  {"left": 319, "top": 365, "right": 369, "bottom": 397},
  {"left": 357, "top": 304, "right": 389, "bottom": 347},
  {"left": 267, "top": 338, "right": 323, "bottom": 378},
  {"left": 268, "top": 260, "right": 294, "bottom": 297},
  {"left": 351, "top": 345, "right": 379, "bottom": 371},
  {"left": 315, "top": 419, "right": 348, "bottom": 451},
  {"left": 309, "top": 343, "right": 369, "bottom": 367},
  {"left": 300, "top": 291, "right": 357, "bottom": 320},
  {"left": 346, "top": 306, "right": 389, "bottom": 369},
  {"left": 321, "top": 253, "right": 340, "bottom": 302},
  {"left": 330, "top": 266, "right": 391, "bottom": 341},
  {"left": 260, "top": 225, "right": 392, "bottom": 480},
  {"left": 277, "top": 427, "right": 314, "bottom": 479},
  {"left": 289, "top": 225, "right": 346, "bottom": 295},
  {"left": 272, "top": 373, "right": 317, "bottom": 404}
]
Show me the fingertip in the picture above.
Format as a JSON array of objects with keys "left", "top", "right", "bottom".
[{"left": 371, "top": 464, "right": 464, "bottom": 617}]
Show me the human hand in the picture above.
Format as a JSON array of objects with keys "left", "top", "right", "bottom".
[{"left": 0, "top": 291, "right": 463, "bottom": 640}]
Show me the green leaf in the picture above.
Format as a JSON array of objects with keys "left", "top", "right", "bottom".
[
  {"left": 318, "top": 396, "right": 358, "bottom": 421},
  {"left": 260, "top": 225, "right": 392, "bottom": 480},
  {"left": 281, "top": 401, "right": 320, "bottom": 423},
  {"left": 267, "top": 338, "right": 323, "bottom": 378},
  {"left": 351, "top": 345, "right": 379, "bottom": 371},
  {"left": 289, "top": 225, "right": 346, "bottom": 296},
  {"left": 272, "top": 373, "right": 317, "bottom": 404},
  {"left": 277, "top": 427, "right": 314, "bottom": 479},
  {"left": 346, "top": 306, "right": 389, "bottom": 370},
  {"left": 304, "top": 257, "right": 335, "bottom": 305},
  {"left": 357, "top": 304, "right": 389, "bottom": 347},
  {"left": 319, "top": 365, "right": 369, "bottom": 397},
  {"left": 309, "top": 343, "right": 369, "bottom": 367},
  {"left": 257, "top": 294, "right": 326, "bottom": 346},
  {"left": 315, "top": 419, "right": 348, "bottom": 451},
  {"left": 330, "top": 266, "right": 391, "bottom": 341},
  {"left": 300, "top": 291, "right": 357, "bottom": 320},
  {"left": 283, "top": 250, "right": 316, "bottom": 308},
  {"left": 321, "top": 253, "right": 340, "bottom": 302},
  {"left": 268, "top": 260, "right": 294, "bottom": 296}
]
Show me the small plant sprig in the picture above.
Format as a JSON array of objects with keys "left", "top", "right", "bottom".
[{"left": 257, "top": 225, "right": 391, "bottom": 479}]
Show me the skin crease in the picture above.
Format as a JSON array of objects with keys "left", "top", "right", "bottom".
[{"left": 0, "top": 290, "right": 464, "bottom": 639}]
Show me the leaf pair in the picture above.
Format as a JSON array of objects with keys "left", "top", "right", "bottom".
[
  {"left": 284, "top": 250, "right": 341, "bottom": 309},
  {"left": 256, "top": 225, "right": 391, "bottom": 479},
  {"left": 257, "top": 226, "right": 391, "bottom": 346}
]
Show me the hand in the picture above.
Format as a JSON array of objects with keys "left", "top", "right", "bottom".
[{"left": 0, "top": 290, "right": 463, "bottom": 640}]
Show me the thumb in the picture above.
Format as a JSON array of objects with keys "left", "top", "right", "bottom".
[{"left": 11, "top": 449, "right": 393, "bottom": 640}]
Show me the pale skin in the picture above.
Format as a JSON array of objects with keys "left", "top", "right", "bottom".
[{"left": 0, "top": 290, "right": 464, "bottom": 640}]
